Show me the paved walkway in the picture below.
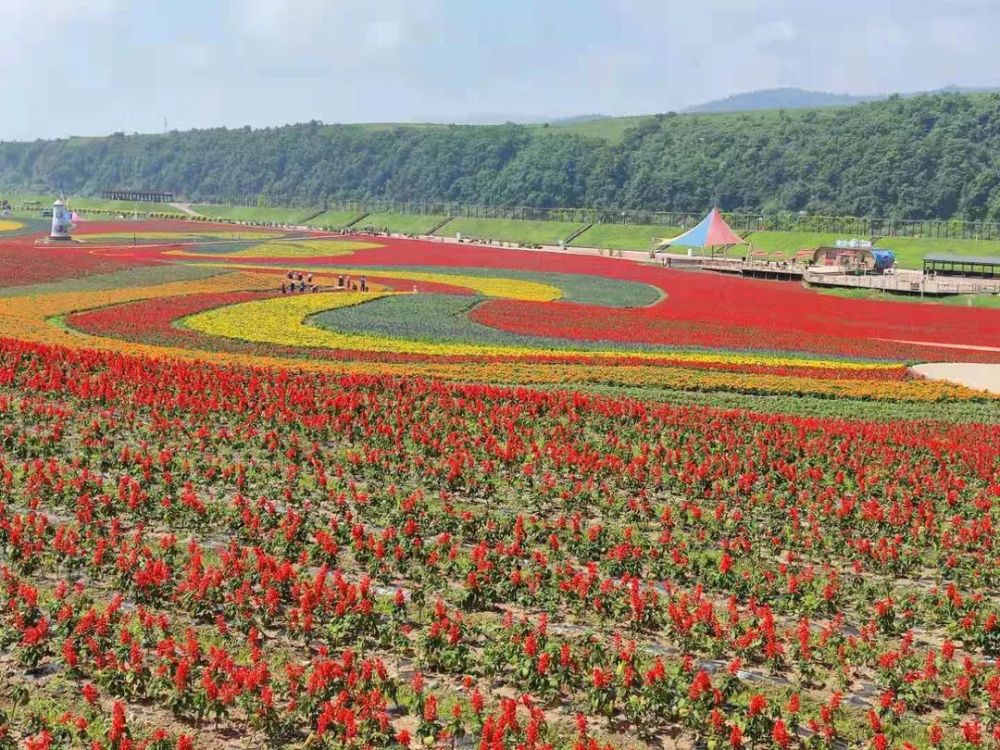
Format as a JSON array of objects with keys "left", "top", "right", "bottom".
[
  {"left": 911, "top": 363, "right": 1000, "bottom": 395},
  {"left": 300, "top": 228, "right": 687, "bottom": 265}
]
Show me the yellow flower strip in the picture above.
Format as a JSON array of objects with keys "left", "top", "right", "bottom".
[
  {"left": 0, "top": 276, "right": 986, "bottom": 402},
  {"left": 183, "top": 292, "right": 394, "bottom": 350},
  {"left": 181, "top": 287, "right": 905, "bottom": 376},
  {"left": 396, "top": 361, "right": 984, "bottom": 402},
  {"left": 175, "top": 261, "right": 896, "bottom": 371},
  {"left": 0, "top": 272, "right": 278, "bottom": 349},
  {"left": 325, "top": 268, "right": 562, "bottom": 303},
  {"left": 226, "top": 240, "right": 381, "bottom": 258},
  {"left": 175, "top": 262, "right": 561, "bottom": 303},
  {"left": 0, "top": 220, "right": 23, "bottom": 233}
]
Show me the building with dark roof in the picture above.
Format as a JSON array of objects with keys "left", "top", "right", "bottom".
[
  {"left": 922, "top": 254, "right": 1000, "bottom": 279},
  {"left": 811, "top": 246, "right": 895, "bottom": 272}
]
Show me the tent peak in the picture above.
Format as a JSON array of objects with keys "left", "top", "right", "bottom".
[{"left": 655, "top": 209, "right": 747, "bottom": 250}]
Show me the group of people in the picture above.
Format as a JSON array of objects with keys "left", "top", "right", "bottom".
[
  {"left": 281, "top": 271, "right": 318, "bottom": 294},
  {"left": 457, "top": 236, "right": 542, "bottom": 249},
  {"left": 337, "top": 274, "right": 368, "bottom": 292},
  {"left": 279, "top": 270, "right": 370, "bottom": 294},
  {"left": 0, "top": 199, "right": 11, "bottom": 217}
]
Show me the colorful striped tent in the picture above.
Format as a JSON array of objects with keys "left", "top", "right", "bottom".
[{"left": 655, "top": 208, "right": 747, "bottom": 251}]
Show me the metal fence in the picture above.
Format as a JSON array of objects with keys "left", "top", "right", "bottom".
[{"left": 198, "top": 196, "right": 1000, "bottom": 241}]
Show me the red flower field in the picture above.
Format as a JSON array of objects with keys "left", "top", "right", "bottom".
[
  {"left": 346, "top": 239, "right": 1000, "bottom": 362},
  {"left": 1, "top": 219, "right": 999, "bottom": 750},
  {"left": 92, "top": 229, "right": 1000, "bottom": 362}
]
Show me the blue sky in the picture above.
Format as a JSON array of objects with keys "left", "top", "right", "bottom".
[{"left": 1, "top": 0, "right": 997, "bottom": 140}]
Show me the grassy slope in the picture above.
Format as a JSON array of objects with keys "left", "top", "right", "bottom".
[
  {"left": 531, "top": 115, "right": 654, "bottom": 143},
  {"left": 876, "top": 236, "right": 1000, "bottom": 269},
  {"left": 571, "top": 223, "right": 683, "bottom": 251},
  {"left": 192, "top": 205, "right": 320, "bottom": 224},
  {"left": 303, "top": 210, "right": 367, "bottom": 228},
  {"left": 354, "top": 212, "right": 447, "bottom": 235},
  {"left": 330, "top": 116, "right": 652, "bottom": 143},
  {"left": 744, "top": 231, "right": 846, "bottom": 253},
  {"left": 330, "top": 109, "right": 812, "bottom": 143},
  {"left": 339, "top": 122, "right": 453, "bottom": 134},
  {"left": 532, "top": 109, "right": 799, "bottom": 142},
  {"left": 4, "top": 193, "right": 183, "bottom": 216},
  {"left": 436, "top": 218, "right": 584, "bottom": 245}
]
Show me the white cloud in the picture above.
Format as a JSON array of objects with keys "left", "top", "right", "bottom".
[
  {"left": 228, "top": 0, "right": 438, "bottom": 48},
  {"left": 751, "top": 19, "right": 798, "bottom": 46},
  {"left": 2, "top": 0, "right": 1000, "bottom": 140},
  {"left": 0, "top": 0, "right": 123, "bottom": 60},
  {"left": 367, "top": 19, "right": 403, "bottom": 49},
  {"left": 166, "top": 41, "right": 214, "bottom": 71},
  {"left": 929, "top": 15, "right": 968, "bottom": 47},
  {"left": 883, "top": 24, "right": 911, "bottom": 49},
  {"left": 0, "top": 0, "right": 118, "bottom": 15},
  {"left": 233, "top": 0, "right": 329, "bottom": 36}
]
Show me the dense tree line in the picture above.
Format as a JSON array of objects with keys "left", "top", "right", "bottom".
[{"left": 3, "top": 93, "right": 1000, "bottom": 220}]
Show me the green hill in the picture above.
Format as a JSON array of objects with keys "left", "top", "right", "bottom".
[{"left": 4, "top": 93, "right": 1000, "bottom": 221}]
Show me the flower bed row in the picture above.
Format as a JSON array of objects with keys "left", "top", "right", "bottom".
[{"left": 0, "top": 339, "right": 999, "bottom": 749}]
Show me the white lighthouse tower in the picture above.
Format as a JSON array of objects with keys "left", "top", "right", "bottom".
[{"left": 50, "top": 199, "right": 73, "bottom": 240}]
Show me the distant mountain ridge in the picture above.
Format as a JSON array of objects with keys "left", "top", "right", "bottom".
[
  {"left": 685, "top": 85, "right": 1000, "bottom": 114},
  {"left": 374, "top": 88, "right": 1000, "bottom": 128},
  {"left": 685, "top": 88, "right": 875, "bottom": 113}
]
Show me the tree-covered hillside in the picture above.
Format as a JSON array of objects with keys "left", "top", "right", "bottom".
[{"left": 3, "top": 93, "right": 1000, "bottom": 220}]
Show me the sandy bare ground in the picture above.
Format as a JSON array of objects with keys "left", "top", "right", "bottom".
[{"left": 911, "top": 362, "right": 1000, "bottom": 395}]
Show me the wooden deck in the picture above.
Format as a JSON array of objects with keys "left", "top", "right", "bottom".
[
  {"left": 674, "top": 256, "right": 1000, "bottom": 296},
  {"left": 698, "top": 259, "right": 806, "bottom": 279},
  {"left": 804, "top": 268, "right": 1000, "bottom": 296}
]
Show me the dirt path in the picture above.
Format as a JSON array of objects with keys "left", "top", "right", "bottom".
[
  {"left": 911, "top": 362, "right": 1000, "bottom": 395},
  {"left": 882, "top": 338, "right": 1000, "bottom": 353},
  {"left": 169, "top": 202, "right": 202, "bottom": 217}
]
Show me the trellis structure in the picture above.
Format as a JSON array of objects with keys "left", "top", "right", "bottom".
[{"left": 100, "top": 190, "right": 175, "bottom": 203}]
